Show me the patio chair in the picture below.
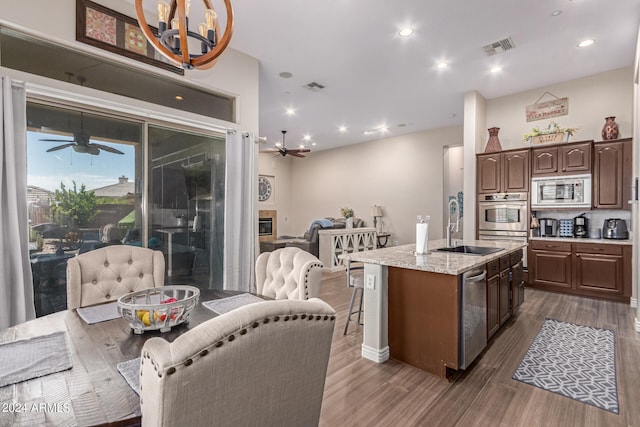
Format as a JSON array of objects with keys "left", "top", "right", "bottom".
[
  {"left": 66, "top": 245, "right": 165, "bottom": 309},
  {"left": 140, "top": 298, "right": 336, "bottom": 427}
]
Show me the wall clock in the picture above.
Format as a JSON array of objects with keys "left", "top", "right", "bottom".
[{"left": 258, "top": 175, "right": 272, "bottom": 201}]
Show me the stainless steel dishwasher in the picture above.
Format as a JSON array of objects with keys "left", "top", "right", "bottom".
[{"left": 460, "top": 268, "right": 488, "bottom": 369}]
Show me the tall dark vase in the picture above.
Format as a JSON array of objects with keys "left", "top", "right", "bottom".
[
  {"left": 601, "top": 116, "right": 619, "bottom": 140},
  {"left": 484, "top": 127, "right": 502, "bottom": 152}
]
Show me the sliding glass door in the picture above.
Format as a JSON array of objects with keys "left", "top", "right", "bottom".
[
  {"left": 148, "top": 125, "right": 225, "bottom": 290},
  {"left": 26, "top": 102, "right": 226, "bottom": 317},
  {"left": 26, "top": 102, "right": 142, "bottom": 316}
]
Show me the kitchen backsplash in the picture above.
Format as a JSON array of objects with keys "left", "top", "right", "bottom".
[{"left": 530, "top": 209, "right": 632, "bottom": 233}]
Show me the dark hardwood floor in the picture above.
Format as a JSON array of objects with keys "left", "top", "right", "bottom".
[{"left": 318, "top": 272, "right": 640, "bottom": 427}]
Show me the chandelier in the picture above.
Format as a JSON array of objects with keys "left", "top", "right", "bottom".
[{"left": 135, "top": 0, "right": 234, "bottom": 70}]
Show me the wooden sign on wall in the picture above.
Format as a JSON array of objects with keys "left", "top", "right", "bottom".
[{"left": 526, "top": 93, "right": 568, "bottom": 122}]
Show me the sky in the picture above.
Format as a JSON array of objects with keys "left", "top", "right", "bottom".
[{"left": 27, "top": 131, "right": 136, "bottom": 192}]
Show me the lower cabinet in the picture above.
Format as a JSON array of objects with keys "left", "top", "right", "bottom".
[
  {"left": 486, "top": 249, "right": 524, "bottom": 340},
  {"left": 528, "top": 240, "right": 631, "bottom": 302}
]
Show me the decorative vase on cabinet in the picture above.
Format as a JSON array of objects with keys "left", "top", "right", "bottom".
[
  {"left": 484, "top": 127, "right": 503, "bottom": 153},
  {"left": 601, "top": 116, "right": 619, "bottom": 140}
]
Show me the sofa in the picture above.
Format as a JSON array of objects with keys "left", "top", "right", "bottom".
[{"left": 262, "top": 217, "right": 366, "bottom": 257}]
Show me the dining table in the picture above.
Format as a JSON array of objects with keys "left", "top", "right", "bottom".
[{"left": 0, "top": 288, "right": 256, "bottom": 427}]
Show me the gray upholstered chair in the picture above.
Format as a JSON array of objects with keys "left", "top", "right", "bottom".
[
  {"left": 255, "top": 247, "right": 323, "bottom": 300},
  {"left": 66, "top": 245, "right": 165, "bottom": 309},
  {"left": 140, "top": 298, "right": 336, "bottom": 427}
]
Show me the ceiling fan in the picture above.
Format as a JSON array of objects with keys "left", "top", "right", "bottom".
[
  {"left": 40, "top": 112, "right": 124, "bottom": 156},
  {"left": 271, "top": 130, "right": 311, "bottom": 158}
]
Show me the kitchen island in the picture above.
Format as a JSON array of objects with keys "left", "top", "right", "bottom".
[{"left": 342, "top": 238, "right": 527, "bottom": 380}]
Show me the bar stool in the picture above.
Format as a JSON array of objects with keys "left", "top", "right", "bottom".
[{"left": 343, "top": 260, "right": 365, "bottom": 335}]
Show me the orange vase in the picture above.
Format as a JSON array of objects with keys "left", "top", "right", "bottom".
[{"left": 484, "top": 127, "right": 503, "bottom": 152}]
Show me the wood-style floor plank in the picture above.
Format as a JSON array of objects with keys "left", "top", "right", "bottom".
[{"left": 318, "top": 272, "right": 640, "bottom": 427}]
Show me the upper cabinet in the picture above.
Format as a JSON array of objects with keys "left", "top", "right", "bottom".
[
  {"left": 593, "top": 138, "right": 632, "bottom": 210},
  {"left": 477, "top": 149, "right": 529, "bottom": 194},
  {"left": 531, "top": 141, "right": 592, "bottom": 177}
]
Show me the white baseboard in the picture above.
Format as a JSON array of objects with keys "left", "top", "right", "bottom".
[
  {"left": 361, "top": 344, "right": 389, "bottom": 363},
  {"left": 631, "top": 297, "right": 637, "bottom": 308}
]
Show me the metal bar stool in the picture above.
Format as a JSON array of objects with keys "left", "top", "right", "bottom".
[{"left": 343, "top": 260, "right": 365, "bottom": 335}]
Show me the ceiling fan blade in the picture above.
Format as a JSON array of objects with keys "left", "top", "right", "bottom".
[
  {"left": 46, "top": 143, "right": 75, "bottom": 152},
  {"left": 287, "top": 151, "right": 306, "bottom": 158},
  {"left": 39, "top": 138, "right": 74, "bottom": 142},
  {"left": 288, "top": 149, "right": 311, "bottom": 154},
  {"left": 91, "top": 143, "right": 125, "bottom": 154}
]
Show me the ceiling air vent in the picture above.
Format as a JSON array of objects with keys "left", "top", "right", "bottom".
[
  {"left": 482, "top": 37, "right": 515, "bottom": 56},
  {"left": 304, "top": 81, "right": 325, "bottom": 92}
]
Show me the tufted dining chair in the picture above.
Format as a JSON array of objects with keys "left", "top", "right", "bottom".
[
  {"left": 66, "top": 245, "right": 165, "bottom": 309},
  {"left": 140, "top": 298, "right": 336, "bottom": 427},
  {"left": 255, "top": 247, "right": 323, "bottom": 300}
]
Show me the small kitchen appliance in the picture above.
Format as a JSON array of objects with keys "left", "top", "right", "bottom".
[
  {"left": 574, "top": 214, "right": 589, "bottom": 238},
  {"left": 602, "top": 218, "right": 629, "bottom": 240},
  {"left": 558, "top": 219, "right": 574, "bottom": 238},
  {"left": 538, "top": 218, "right": 558, "bottom": 237},
  {"left": 531, "top": 174, "right": 592, "bottom": 209}
]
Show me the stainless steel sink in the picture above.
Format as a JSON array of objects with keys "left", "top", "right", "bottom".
[{"left": 434, "top": 245, "right": 503, "bottom": 256}]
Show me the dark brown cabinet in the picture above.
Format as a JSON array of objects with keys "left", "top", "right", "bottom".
[
  {"left": 593, "top": 138, "right": 632, "bottom": 210},
  {"left": 528, "top": 240, "right": 631, "bottom": 302},
  {"left": 486, "top": 251, "right": 523, "bottom": 340},
  {"left": 477, "top": 149, "right": 529, "bottom": 194},
  {"left": 531, "top": 141, "right": 592, "bottom": 176}
]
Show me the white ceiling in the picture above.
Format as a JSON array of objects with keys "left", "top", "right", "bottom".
[{"left": 158, "top": 0, "right": 640, "bottom": 151}]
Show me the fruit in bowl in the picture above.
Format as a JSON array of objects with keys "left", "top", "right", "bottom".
[{"left": 117, "top": 286, "right": 200, "bottom": 334}]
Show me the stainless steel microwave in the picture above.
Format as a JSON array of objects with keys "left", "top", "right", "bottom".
[{"left": 531, "top": 174, "right": 592, "bottom": 209}]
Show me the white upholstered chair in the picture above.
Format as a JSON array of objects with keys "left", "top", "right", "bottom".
[
  {"left": 255, "top": 247, "right": 323, "bottom": 300},
  {"left": 66, "top": 245, "right": 165, "bottom": 309},
  {"left": 140, "top": 298, "right": 336, "bottom": 427}
]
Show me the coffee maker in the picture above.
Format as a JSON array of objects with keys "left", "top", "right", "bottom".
[{"left": 574, "top": 214, "right": 589, "bottom": 238}]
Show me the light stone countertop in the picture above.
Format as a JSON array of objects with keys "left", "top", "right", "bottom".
[
  {"left": 341, "top": 238, "right": 527, "bottom": 276},
  {"left": 529, "top": 236, "right": 632, "bottom": 245}
]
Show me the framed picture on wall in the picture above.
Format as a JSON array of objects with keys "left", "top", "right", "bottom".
[{"left": 76, "top": 0, "right": 184, "bottom": 75}]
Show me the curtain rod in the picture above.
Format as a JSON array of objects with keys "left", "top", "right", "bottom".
[{"left": 227, "top": 128, "right": 267, "bottom": 143}]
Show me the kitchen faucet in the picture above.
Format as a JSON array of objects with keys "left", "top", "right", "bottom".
[{"left": 447, "top": 199, "right": 460, "bottom": 248}]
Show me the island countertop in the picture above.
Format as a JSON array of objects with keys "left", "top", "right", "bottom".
[{"left": 341, "top": 238, "right": 527, "bottom": 275}]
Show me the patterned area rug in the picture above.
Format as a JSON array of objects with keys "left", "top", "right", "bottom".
[{"left": 513, "top": 318, "right": 618, "bottom": 414}]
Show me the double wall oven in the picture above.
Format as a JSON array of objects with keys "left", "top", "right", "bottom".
[{"left": 478, "top": 192, "right": 528, "bottom": 267}]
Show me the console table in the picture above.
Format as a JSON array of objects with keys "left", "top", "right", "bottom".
[{"left": 318, "top": 227, "right": 377, "bottom": 272}]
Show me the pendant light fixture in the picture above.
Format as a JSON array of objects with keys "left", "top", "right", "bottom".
[{"left": 135, "top": 0, "right": 234, "bottom": 70}]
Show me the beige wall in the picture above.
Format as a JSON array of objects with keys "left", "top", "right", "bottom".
[
  {"left": 0, "top": 0, "right": 259, "bottom": 134},
  {"left": 258, "top": 152, "right": 294, "bottom": 236},
  {"left": 283, "top": 126, "right": 463, "bottom": 245},
  {"left": 485, "top": 67, "right": 634, "bottom": 151}
]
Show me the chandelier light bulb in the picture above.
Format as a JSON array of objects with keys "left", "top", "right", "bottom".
[
  {"left": 157, "top": 1, "right": 170, "bottom": 31},
  {"left": 185, "top": 0, "right": 191, "bottom": 17},
  {"left": 205, "top": 9, "right": 217, "bottom": 29}
]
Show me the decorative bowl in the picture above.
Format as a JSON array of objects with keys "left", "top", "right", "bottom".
[{"left": 117, "top": 285, "right": 200, "bottom": 334}]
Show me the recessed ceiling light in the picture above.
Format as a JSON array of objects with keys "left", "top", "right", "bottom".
[
  {"left": 285, "top": 108, "right": 296, "bottom": 116},
  {"left": 577, "top": 39, "right": 595, "bottom": 48},
  {"left": 490, "top": 66, "right": 502, "bottom": 73},
  {"left": 398, "top": 27, "right": 414, "bottom": 37},
  {"left": 175, "top": 95, "right": 184, "bottom": 101},
  {"left": 298, "top": 144, "right": 305, "bottom": 149},
  {"left": 435, "top": 62, "right": 448, "bottom": 70},
  {"left": 551, "top": 10, "right": 562, "bottom": 16},
  {"left": 311, "top": 142, "right": 317, "bottom": 146},
  {"left": 275, "top": 142, "right": 282, "bottom": 147},
  {"left": 338, "top": 126, "right": 347, "bottom": 133},
  {"left": 303, "top": 134, "right": 311, "bottom": 141},
  {"left": 279, "top": 71, "right": 293, "bottom": 78}
]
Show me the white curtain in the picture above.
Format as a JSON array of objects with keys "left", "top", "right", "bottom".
[
  {"left": 0, "top": 77, "right": 35, "bottom": 329},
  {"left": 223, "top": 131, "right": 258, "bottom": 292}
]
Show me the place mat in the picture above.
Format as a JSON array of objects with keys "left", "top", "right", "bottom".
[
  {"left": 117, "top": 357, "right": 141, "bottom": 396},
  {"left": 202, "top": 293, "right": 264, "bottom": 315},
  {"left": 513, "top": 318, "right": 618, "bottom": 414},
  {"left": 0, "top": 331, "right": 72, "bottom": 387},
  {"left": 77, "top": 301, "right": 121, "bottom": 324}
]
